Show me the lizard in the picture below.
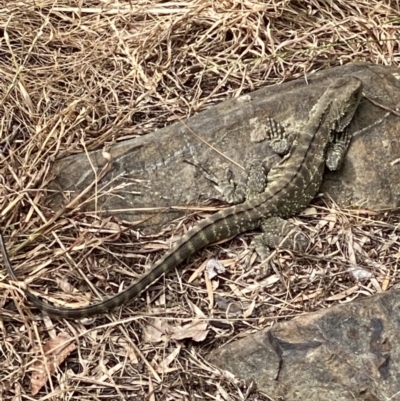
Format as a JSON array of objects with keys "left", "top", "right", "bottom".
[{"left": 1, "top": 76, "right": 363, "bottom": 319}]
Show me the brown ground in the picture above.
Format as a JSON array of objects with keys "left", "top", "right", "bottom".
[{"left": 0, "top": 1, "right": 399, "bottom": 400}]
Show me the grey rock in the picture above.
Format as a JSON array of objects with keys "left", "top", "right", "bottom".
[
  {"left": 208, "top": 288, "right": 400, "bottom": 401},
  {"left": 47, "top": 63, "right": 400, "bottom": 232}
]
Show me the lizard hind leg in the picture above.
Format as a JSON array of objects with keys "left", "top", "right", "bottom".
[
  {"left": 213, "top": 154, "right": 281, "bottom": 204},
  {"left": 185, "top": 159, "right": 247, "bottom": 204},
  {"left": 216, "top": 158, "right": 271, "bottom": 204},
  {"left": 222, "top": 117, "right": 295, "bottom": 203},
  {"left": 219, "top": 167, "right": 247, "bottom": 204},
  {"left": 252, "top": 217, "right": 309, "bottom": 276}
]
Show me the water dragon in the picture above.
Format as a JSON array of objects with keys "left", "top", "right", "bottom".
[{"left": 1, "top": 76, "right": 363, "bottom": 319}]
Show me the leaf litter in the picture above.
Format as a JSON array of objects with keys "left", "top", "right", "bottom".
[{"left": 0, "top": 0, "right": 399, "bottom": 399}]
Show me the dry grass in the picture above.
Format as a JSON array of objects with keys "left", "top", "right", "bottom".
[{"left": 0, "top": 0, "right": 399, "bottom": 399}]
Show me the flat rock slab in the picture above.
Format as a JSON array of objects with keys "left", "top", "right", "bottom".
[
  {"left": 208, "top": 289, "right": 400, "bottom": 401},
  {"left": 48, "top": 63, "right": 400, "bottom": 232}
]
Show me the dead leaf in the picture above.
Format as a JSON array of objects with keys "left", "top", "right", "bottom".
[
  {"left": 206, "top": 258, "right": 225, "bottom": 279},
  {"left": 243, "top": 299, "right": 256, "bottom": 319},
  {"left": 215, "top": 295, "right": 243, "bottom": 317},
  {"left": 348, "top": 267, "right": 373, "bottom": 281},
  {"left": 316, "top": 212, "right": 337, "bottom": 230},
  {"left": 301, "top": 206, "right": 318, "bottom": 216},
  {"left": 157, "top": 346, "right": 181, "bottom": 372},
  {"left": 143, "top": 318, "right": 170, "bottom": 343},
  {"left": 187, "top": 298, "right": 207, "bottom": 318},
  {"left": 170, "top": 320, "right": 208, "bottom": 342},
  {"left": 188, "top": 259, "right": 207, "bottom": 283},
  {"left": 116, "top": 337, "right": 138, "bottom": 363},
  {"left": 31, "top": 332, "right": 76, "bottom": 395},
  {"left": 326, "top": 285, "right": 360, "bottom": 301}
]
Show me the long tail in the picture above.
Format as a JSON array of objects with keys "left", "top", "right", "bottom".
[{"left": 1, "top": 203, "right": 261, "bottom": 319}]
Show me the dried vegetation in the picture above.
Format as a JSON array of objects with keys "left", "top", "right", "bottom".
[{"left": 0, "top": 0, "right": 400, "bottom": 399}]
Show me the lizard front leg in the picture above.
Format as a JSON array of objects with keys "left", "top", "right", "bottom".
[{"left": 326, "top": 129, "right": 352, "bottom": 171}]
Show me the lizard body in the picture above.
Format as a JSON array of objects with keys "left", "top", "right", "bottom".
[{"left": 2, "top": 76, "right": 363, "bottom": 319}]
